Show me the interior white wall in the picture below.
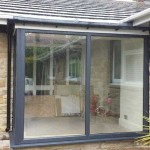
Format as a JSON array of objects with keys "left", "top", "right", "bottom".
[{"left": 119, "top": 38, "right": 144, "bottom": 131}]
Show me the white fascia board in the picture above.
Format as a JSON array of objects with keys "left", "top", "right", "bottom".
[
  {"left": 15, "top": 23, "right": 149, "bottom": 35},
  {"left": 0, "top": 13, "right": 13, "bottom": 25},
  {"left": 119, "top": 8, "right": 150, "bottom": 24},
  {"left": 133, "top": 14, "right": 150, "bottom": 26},
  {"left": 0, "top": 13, "right": 13, "bottom": 19},
  {"left": 0, "top": 19, "right": 7, "bottom": 25},
  {"left": 0, "top": 11, "right": 119, "bottom": 24}
]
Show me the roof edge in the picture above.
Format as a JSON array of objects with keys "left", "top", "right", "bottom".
[
  {"left": 0, "top": 10, "right": 149, "bottom": 28},
  {"left": 13, "top": 16, "right": 127, "bottom": 26},
  {"left": 119, "top": 8, "right": 150, "bottom": 24},
  {"left": 0, "top": 12, "right": 120, "bottom": 24},
  {"left": 14, "top": 17, "right": 150, "bottom": 31}
]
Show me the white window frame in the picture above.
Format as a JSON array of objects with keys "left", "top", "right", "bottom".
[{"left": 121, "top": 48, "right": 143, "bottom": 86}]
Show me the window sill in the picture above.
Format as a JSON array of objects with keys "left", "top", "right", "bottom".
[
  {"left": 109, "top": 83, "right": 143, "bottom": 89},
  {"left": 9, "top": 132, "right": 142, "bottom": 148},
  {"left": 109, "top": 83, "right": 120, "bottom": 88}
]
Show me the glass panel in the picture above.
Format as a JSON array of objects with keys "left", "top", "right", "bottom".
[
  {"left": 90, "top": 37, "right": 143, "bottom": 134},
  {"left": 24, "top": 33, "right": 86, "bottom": 138}
]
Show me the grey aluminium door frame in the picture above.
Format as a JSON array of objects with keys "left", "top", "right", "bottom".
[
  {"left": 14, "top": 29, "right": 25, "bottom": 145},
  {"left": 13, "top": 28, "right": 149, "bottom": 147}
]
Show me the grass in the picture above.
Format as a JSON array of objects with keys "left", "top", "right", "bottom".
[{"left": 136, "top": 116, "right": 150, "bottom": 146}]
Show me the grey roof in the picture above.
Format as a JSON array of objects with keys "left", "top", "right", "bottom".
[{"left": 0, "top": 0, "right": 150, "bottom": 21}]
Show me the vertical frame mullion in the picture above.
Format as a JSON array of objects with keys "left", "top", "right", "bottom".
[
  {"left": 143, "top": 37, "right": 149, "bottom": 132},
  {"left": 14, "top": 29, "right": 25, "bottom": 144},
  {"left": 85, "top": 34, "right": 91, "bottom": 136}
]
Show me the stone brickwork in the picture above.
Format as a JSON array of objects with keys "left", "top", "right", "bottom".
[
  {"left": 91, "top": 40, "right": 110, "bottom": 104},
  {"left": 0, "top": 140, "right": 10, "bottom": 150},
  {"left": 0, "top": 33, "right": 10, "bottom": 150},
  {"left": 109, "top": 85, "right": 120, "bottom": 115},
  {"left": 0, "top": 33, "right": 8, "bottom": 140}
]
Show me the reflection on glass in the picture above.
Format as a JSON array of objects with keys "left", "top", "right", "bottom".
[
  {"left": 24, "top": 33, "right": 86, "bottom": 138},
  {"left": 90, "top": 37, "right": 143, "bottom": 134}
]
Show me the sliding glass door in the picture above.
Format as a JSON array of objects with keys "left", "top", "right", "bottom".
[{"left": 15, "top": 30, "right": 145, "bottom": 142}]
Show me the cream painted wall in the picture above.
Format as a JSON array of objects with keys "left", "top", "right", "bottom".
[{"left": 119, "top": 38, "right": 144, "bottom": 131}]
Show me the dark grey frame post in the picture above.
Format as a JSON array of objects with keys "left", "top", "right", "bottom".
[
  {"left": 85, "top": 34, "right": 91, "bottom": 135},
  {"left": 143, "top": 37, "right": 149, "bottom": 131},
  {"left": 14, "top": 29, "right": 25, "bottom": 145}
]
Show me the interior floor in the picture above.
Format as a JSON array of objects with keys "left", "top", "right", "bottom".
[{"left": 24, "top": 116, "right": 129, "bottom": 138}]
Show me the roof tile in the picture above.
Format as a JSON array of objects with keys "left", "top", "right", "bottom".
[{"left": 0, "top": 0, "right": 149, "bottom": 21}]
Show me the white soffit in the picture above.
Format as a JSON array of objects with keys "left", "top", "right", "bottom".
[{"left": 15, "top": 23, "right": 149, "bottom": 35}]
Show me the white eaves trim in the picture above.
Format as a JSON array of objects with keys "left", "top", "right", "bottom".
[
  {"left": 119, "top": 8, "right": 150, "bottom": 26},
  {"left": 0, "top": 12, "right": 119, "bottom": 24}
]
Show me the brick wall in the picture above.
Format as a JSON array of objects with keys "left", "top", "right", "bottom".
[
  {"left": 0, "top": 33, "right": 8, "bottom": 140},
  {"left": 0, "top": 32, "right": 149, "bottom": 150},
  {"left": 0, "top": 33, "right": 10, "bottom": 150}
]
